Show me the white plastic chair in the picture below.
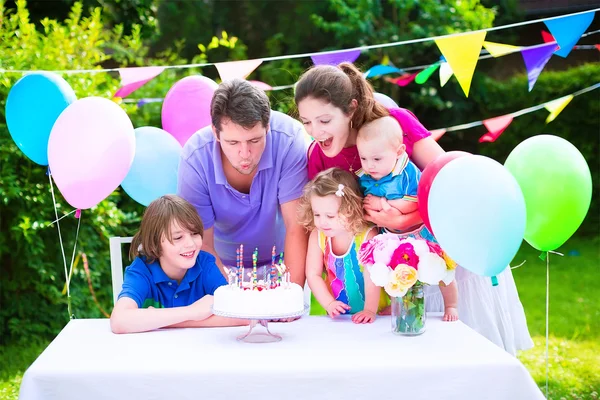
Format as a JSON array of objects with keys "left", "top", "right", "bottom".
[{"left": 109, "top": 236, "right": 133, "bottom": 305}]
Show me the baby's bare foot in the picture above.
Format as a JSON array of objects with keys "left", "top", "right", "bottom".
[{"left": 443, "top": 307, "right": 458, "bottom": 322}]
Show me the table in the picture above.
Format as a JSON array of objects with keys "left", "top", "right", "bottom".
[{"left": 19, "top": 315, "right": 544, "bottom": 400}]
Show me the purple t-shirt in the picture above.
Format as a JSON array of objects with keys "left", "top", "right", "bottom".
[{"left": 178, "top": 111, "right": 308, "bottom": 266}]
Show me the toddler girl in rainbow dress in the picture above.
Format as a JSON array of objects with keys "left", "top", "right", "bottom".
[{"left": 299, "top": 167, "right": 385, "bottom": 324}]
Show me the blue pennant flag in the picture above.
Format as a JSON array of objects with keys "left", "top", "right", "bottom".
[
  {"left": 544, "top": 11, "right": 595, "bottom": 58},
  {"left": 364, "top": 65, "right": 404, "bottom": 78}
]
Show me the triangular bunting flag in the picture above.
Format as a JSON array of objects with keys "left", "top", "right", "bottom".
[
  {"left": 483, "top": 41, "right": 522, "bottom": 57},
  {"left": 364, "top": 65, "right": 404, "bottom": 78},
  {"left": 439, "top": 62, "right": 453, "bottom": 87},
  {"left": 544, "top": 95, "right": 573, "bottom": 123},
  {"left": 114, "top": 66, "right": 165, "bottom": 98},
  {"left": 311, "top": 49, "right": 361, "bottom": 66},
  {"left": 544, "top": 11, "right": 595, "bottom": 57},
  {"left": 415, "top": 63, "right": 440, "bottom": 84},
  {"left": 479, "top": 115, "right": 513, "bottom": 143},
  {"left": 541, "top": 30, "right": 555, "bottom": 43},
  {"left": 521, "top": 43, "right": 556, "bottom": 91},
  {"left": 386, "top": 73, "right": 417, "bottom": 87},
  {"left": 435, "top": 31, "right": 486, "bottom": 96},
  {"left": 431, "top": 128, "right": 447, "bottom": 141},
  {"left": 595, "top": 44, "right": 600, "bottom": 52},
  {"left": 215, "top": 59, "right": 263, "bottom": 81},
  {"left": 248, "top": 81, "right": 272, "bottom": 91}
]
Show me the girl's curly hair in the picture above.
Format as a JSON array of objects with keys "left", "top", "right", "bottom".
[{"left": 298, "top": 167, "right": 371, "bottom": 235}]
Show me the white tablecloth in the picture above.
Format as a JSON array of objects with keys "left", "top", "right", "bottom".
[{"left": 19, "top": 315, "right": 543, "bottom": 400}]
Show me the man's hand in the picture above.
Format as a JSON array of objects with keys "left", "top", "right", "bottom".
[{"left": 269, "top": 316, "right": 301, "bottom": 323}]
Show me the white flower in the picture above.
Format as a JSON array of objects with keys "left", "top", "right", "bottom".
[
  {"left": 400, "top": 237, "right": 430, "bottom": 258},
  {"left": 441, "top": 269, "right": 456, "bottom": 286},
  {"left": 417, "top": 253, "right": 447, "bottom": 285},
  {"left": 384, "top": 281, "right": 408, "bottom": 298},
  {"left": 368, "top": 262, "right": 392, "bottom": 287}
]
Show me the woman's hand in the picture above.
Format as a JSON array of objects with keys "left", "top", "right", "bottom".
[
  {"left": 364, "top": 206, "right": 402, "bottom": 226},
  {"left": 365, "top": 205, "right": 424, "bottom": 232},
  {"left": 363, "top": 194, "right": 384, "bottom": 211}
]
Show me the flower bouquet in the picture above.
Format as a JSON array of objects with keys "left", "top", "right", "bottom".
[{"left": 358, "top": 233, "right": 456, "bottom": 335}]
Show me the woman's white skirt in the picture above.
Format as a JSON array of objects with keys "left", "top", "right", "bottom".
[{"left": 425, "top": 265, "right": 534, "bottom": 355}]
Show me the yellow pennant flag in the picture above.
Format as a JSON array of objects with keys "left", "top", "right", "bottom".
[
  {"left": 482, "top": 41, "right": 522, "bottom": 57},
  {"left": 439, "top": 62, "right": 453, "bottom": 87},
  {"left": 435, "top": 31, "right": 487, "bottom": 96},
  {"left": 544, "top": 95, "right": 573, "bottom": 124}
]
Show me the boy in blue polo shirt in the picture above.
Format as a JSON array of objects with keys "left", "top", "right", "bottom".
[{"left": 110, "top": 195, "right": 248, "bottom": 334}]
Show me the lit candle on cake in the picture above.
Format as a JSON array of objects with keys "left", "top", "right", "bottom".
[
  {"left": 252, "top": 248, "right": 258, "bottom": 289},
  {"left": 270, "top": 245, "right": 277, "bottom": 289},
  {"left": 238, "top": 244, "right": 244, "bottom": 289},
  {"left": 235, "top": 247, "right": 240, "bottom": 287}
]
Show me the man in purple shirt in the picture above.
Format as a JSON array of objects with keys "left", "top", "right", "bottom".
[{"left": 177, "top": 79, "right": 308, "bottom": 287}]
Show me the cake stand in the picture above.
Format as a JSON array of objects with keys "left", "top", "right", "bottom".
[{"left": 212, "top": 304, "right": 309, "bottom": 343}]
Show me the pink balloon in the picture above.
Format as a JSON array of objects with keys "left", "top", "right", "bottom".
[
  {"left": 161, "top": 75, "right": 218, "bottom": 146},
  {"left": 48, "top": 97, "right": 135, "bottom": 209}
]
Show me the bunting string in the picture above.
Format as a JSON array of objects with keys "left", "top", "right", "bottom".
[
  {"left": 435, "top": 82, "right": 599, "bottom": 134},
  {"left": 0, "top": 8, "right": 597, "bottom": 75},
  {"left": 119, "top": 30, "right": 599, "bottom": 102}
]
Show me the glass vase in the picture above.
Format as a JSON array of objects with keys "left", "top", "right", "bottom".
[{"left": 391, "top": 283, "right": 426, "bottom": 335}]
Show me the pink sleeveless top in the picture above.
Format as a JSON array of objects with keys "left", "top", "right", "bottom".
[{"left": 307, "top": 108, "right": 431, "bottom": 179}]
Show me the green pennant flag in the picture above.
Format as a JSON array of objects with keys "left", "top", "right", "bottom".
[{"left": 415, "top": 63, "right": 440, "bottom": 85}]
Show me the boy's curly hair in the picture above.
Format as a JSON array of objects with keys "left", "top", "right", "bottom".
[{"left": 298, "top": 167, "right": 371, "bottom": 235}]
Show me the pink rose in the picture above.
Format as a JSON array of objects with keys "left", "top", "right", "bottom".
[
  {"left": 371, "top": 234, "right": 400, "bottom": 265},
  {"left": 358, "top": 239, "right": 376, "bottom": 266},
  {"left": 426, "top": 241, "right": 444, "bottom": 257},
  {"left": 389, "top": 242, "right": 419, "bottom": 270}
]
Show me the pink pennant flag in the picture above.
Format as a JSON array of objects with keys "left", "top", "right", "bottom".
[
  {"left": 215, "top": 59, "right": 263, "bottom": 81},
  {"left": 386, "top": 73, "right": 418, "bottom": 87},
  {"left": 248, "top": 81, "right": 273, "bottom": 91},
  {"left": 114, "top": 66, "right": 165, "bottom": 98},
  {"left": 311, "top": 49, "right": 361, "bottom": 66},
  {"left": 541, "top": 30, "right": 555, "bottom": 43},
  {"left": 596, "top": 44, "right": 600, "bottom": 52},
  {"left": 430, "top": 129, "right": 447, "bottom": 141},
  {"left": 479, "top": 115, "right": 513, "bottom": 143}
]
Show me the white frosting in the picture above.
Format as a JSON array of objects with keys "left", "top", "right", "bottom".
[{"left": 213, "top": 283, "right": 305, "bottom": 317}]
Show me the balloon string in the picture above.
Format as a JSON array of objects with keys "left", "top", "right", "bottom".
[
  {"left": 48, "top": 172, "right": 72, "bottom": 318},
  {"left": 544, "top": 249, "right": 562, "bottom": 398},
  {"left": 66, "top": 213, "right": 82, "bottom": 319},
  {"left": 46, "top": 209, "right": 77, "bottom": 227},
  {"left": 545, "top": 251, "right": 550, "bottom": 398}
]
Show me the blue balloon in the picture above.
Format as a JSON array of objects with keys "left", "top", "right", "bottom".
[
  {"left": 6, "top": 72, "right": 76, "bottom": 165},
  {"left": 428, "top": 155, "right": 526, "bottom": 277},
  {"left": 121, "top": 127, "right": 182, "bottom": 206}
]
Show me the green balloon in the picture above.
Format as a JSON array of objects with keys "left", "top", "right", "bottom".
[{"left": 504, "top": 135, "right": 592, "bottom": 251}]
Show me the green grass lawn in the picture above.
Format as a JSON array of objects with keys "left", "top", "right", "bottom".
[
  {"left": 1, "top": 236, "right": 598, "bottom": 399},
  {"left": 513, "top": 235, "right": 600, "bottom": 400}
]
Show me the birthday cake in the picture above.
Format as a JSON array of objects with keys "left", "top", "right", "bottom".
[{"left": 212, "top": 246, "right": 305, "bottom": 318}]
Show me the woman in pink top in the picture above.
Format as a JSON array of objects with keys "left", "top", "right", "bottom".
[{"left": 294, "top": 62, "right": 533, "bottom": 355}]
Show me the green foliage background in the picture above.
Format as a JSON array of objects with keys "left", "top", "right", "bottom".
[{"left": 0, "top": 0, "right": 598, "bottom": 345}]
